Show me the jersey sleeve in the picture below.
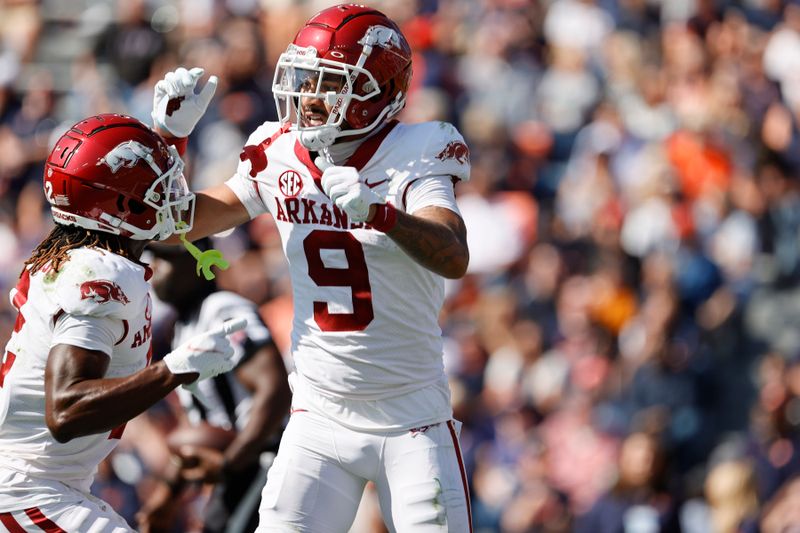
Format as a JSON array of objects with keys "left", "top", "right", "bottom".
[
  {"left": 52, "top": 249, "right": 149, "bottom": 321},
  {"left": 225, "top": 174, "right": 265, "bottom": 219},
  {"left": 404, "top": 175, "right": 461, "bottom": 216},
  {"left": 225, "top": 121, "right": 285, "bottom": 219},
  {"left": 51, "top": 313, "right": 123, "bottom": 356}
]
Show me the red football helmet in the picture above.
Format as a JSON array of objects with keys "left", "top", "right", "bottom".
[
  {"left": 44, "top": 114, "right": 195, "bottom": 241},
  {"left": 272, "top": 3, "right": 412, "bottom": 149}
]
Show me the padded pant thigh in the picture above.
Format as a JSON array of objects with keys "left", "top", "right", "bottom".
[
  {"left": 376, "top": 420, "right": 472, "bottom": 533},
  {"left": 256, "top": 411, "right": 368, "bottom": 533},
  {"left": 0, "top": 491, "right": 133, "bottom": 532}
]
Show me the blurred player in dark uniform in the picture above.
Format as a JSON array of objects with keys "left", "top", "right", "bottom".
[{"left": 137, "top": 240, "right": 290, "bottom": 533}]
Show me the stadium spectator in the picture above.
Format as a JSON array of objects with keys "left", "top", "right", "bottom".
[{"left": 575, "top": 431, "right": 682, "bottom": 533}]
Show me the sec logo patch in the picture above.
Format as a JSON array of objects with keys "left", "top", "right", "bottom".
[{"left": 279, "top": 170, "right": 303, "bottom": 198}]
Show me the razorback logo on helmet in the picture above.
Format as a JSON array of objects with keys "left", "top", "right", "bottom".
[
  {"left": 79, "top": 280, "right": 131, "bottom": 305},
  {"left": 360, "top": 25, "right": 402, "bottom": 50},
  {"left": 97, "top": 140, "right": 154, "bottom": 174},
  {"left": 436, "top": 141, "right": 470, "bottom": 165}
]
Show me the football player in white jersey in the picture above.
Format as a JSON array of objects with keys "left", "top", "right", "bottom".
[
  {"left": 138, "top": 240, "right": 290, "bottom": 533},
  {"left": 0, "top": 114, "right": 244, "bottom": 532},
  {"left": 151, "top": 4, "right": 472, "bottom": 531}
]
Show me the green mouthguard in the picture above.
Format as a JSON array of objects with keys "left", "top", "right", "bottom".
[{"left": 175, "top": 224, "right": 230, "bottom": 280}]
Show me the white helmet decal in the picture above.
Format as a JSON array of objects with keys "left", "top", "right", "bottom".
[
  {"left": 98, "top": 140, "right": 155, "bottom": 174},
  {"left": 359, "top": 25, "right": 402, "bottom": 51}
]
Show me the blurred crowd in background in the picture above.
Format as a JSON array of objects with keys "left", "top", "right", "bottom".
[{"left": 6, "top": 0, "right": 800, "bottom": 531}]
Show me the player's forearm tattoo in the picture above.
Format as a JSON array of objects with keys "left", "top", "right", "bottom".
[{"left": 387, "top": 209, "right": 469, "bottom": 279}]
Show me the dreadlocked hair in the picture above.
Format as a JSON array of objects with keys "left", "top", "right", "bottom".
[{"left": 25, "top": 224, "right": 130, "bottom": 275}]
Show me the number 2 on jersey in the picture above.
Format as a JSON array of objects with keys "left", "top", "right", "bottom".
[{"left": 304, "top": 230, "right": 374, "bottom": 331}]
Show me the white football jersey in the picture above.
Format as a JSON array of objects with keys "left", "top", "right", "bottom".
[
  {"left": 172, "top": 291, "right": 271, "bottom": 431},
  {"left": 226, "top": 120, "right": 470, "bottom": 429},
  {"left": 0, "top": 247, "right": 152, "bottom": 510}
]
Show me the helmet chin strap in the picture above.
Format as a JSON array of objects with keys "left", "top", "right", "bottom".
[{"left": 299, "top": 126, "right": 340, "bottom": 150}]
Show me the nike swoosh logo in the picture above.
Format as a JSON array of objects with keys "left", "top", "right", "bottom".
[{"left": 365, "top": 178, "right": 389, "bottom": 188}]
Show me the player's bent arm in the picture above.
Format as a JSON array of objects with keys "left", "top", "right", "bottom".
[
  {"left": 45, "top": 344, "right": 197, "bottom": 443},
  {"left": 163, "top": 183, "right": 251, "bottom": 244},
  {"left": 224, "top": 341, "right": 291, "bottom": 472},
  {"left": 384, "top": 206, "right": 469, "bottom": 279}
]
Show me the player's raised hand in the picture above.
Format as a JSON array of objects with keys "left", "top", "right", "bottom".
[
  {"left": 163, "top": 318, "right": 247, "bottom": 382},
  {"left": 152, "top": 67, "right": 218, "bottom": 138},
  {"left": 319, "top": 163, "right": 382, "bottom": 222}
]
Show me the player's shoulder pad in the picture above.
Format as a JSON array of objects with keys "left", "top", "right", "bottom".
[
  {"left": 198, "top": 292, "right": 270, "bottom": 343},
  {"left": 52, "top": 248, "right": 149, "bottom": 320},
  {"left": 236, "top": 121, "right": 291, "bottom": 180},
  {"left": 244, "top": 121, "right": 286, "bottom": 148},
  {"left": 395, "top": 121, "right": 471, "bottom": 182}
]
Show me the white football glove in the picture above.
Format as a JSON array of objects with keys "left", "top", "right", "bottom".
[
  {"left": 163, "top": 318, "right": 246, "bottom": 382},
  {"left": 320, "top": 164, "right": 382, "bottom": 222},
  {"left": 152, "top": 67, "right": 218, "bottom": 138}
]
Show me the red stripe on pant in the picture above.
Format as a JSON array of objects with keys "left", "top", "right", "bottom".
[
  {"left": 25, "top": 507, "right": 67, "bottom": 532},
  {"left": 0, "top": 508, "right": 67, "bottom": 532},
  {"left": 0, "top": 512, "right": 26, "bottom": 533},
  {"left": 447, "top": 420, "right": 473, "bottom": 533}
]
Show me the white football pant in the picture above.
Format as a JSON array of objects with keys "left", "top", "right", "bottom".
[
  {"left": 256, "top": 410, "right": 472, "bottom": 532},
  {"left": 0, "top": 487, "right": 132, "bottom": 532}
]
